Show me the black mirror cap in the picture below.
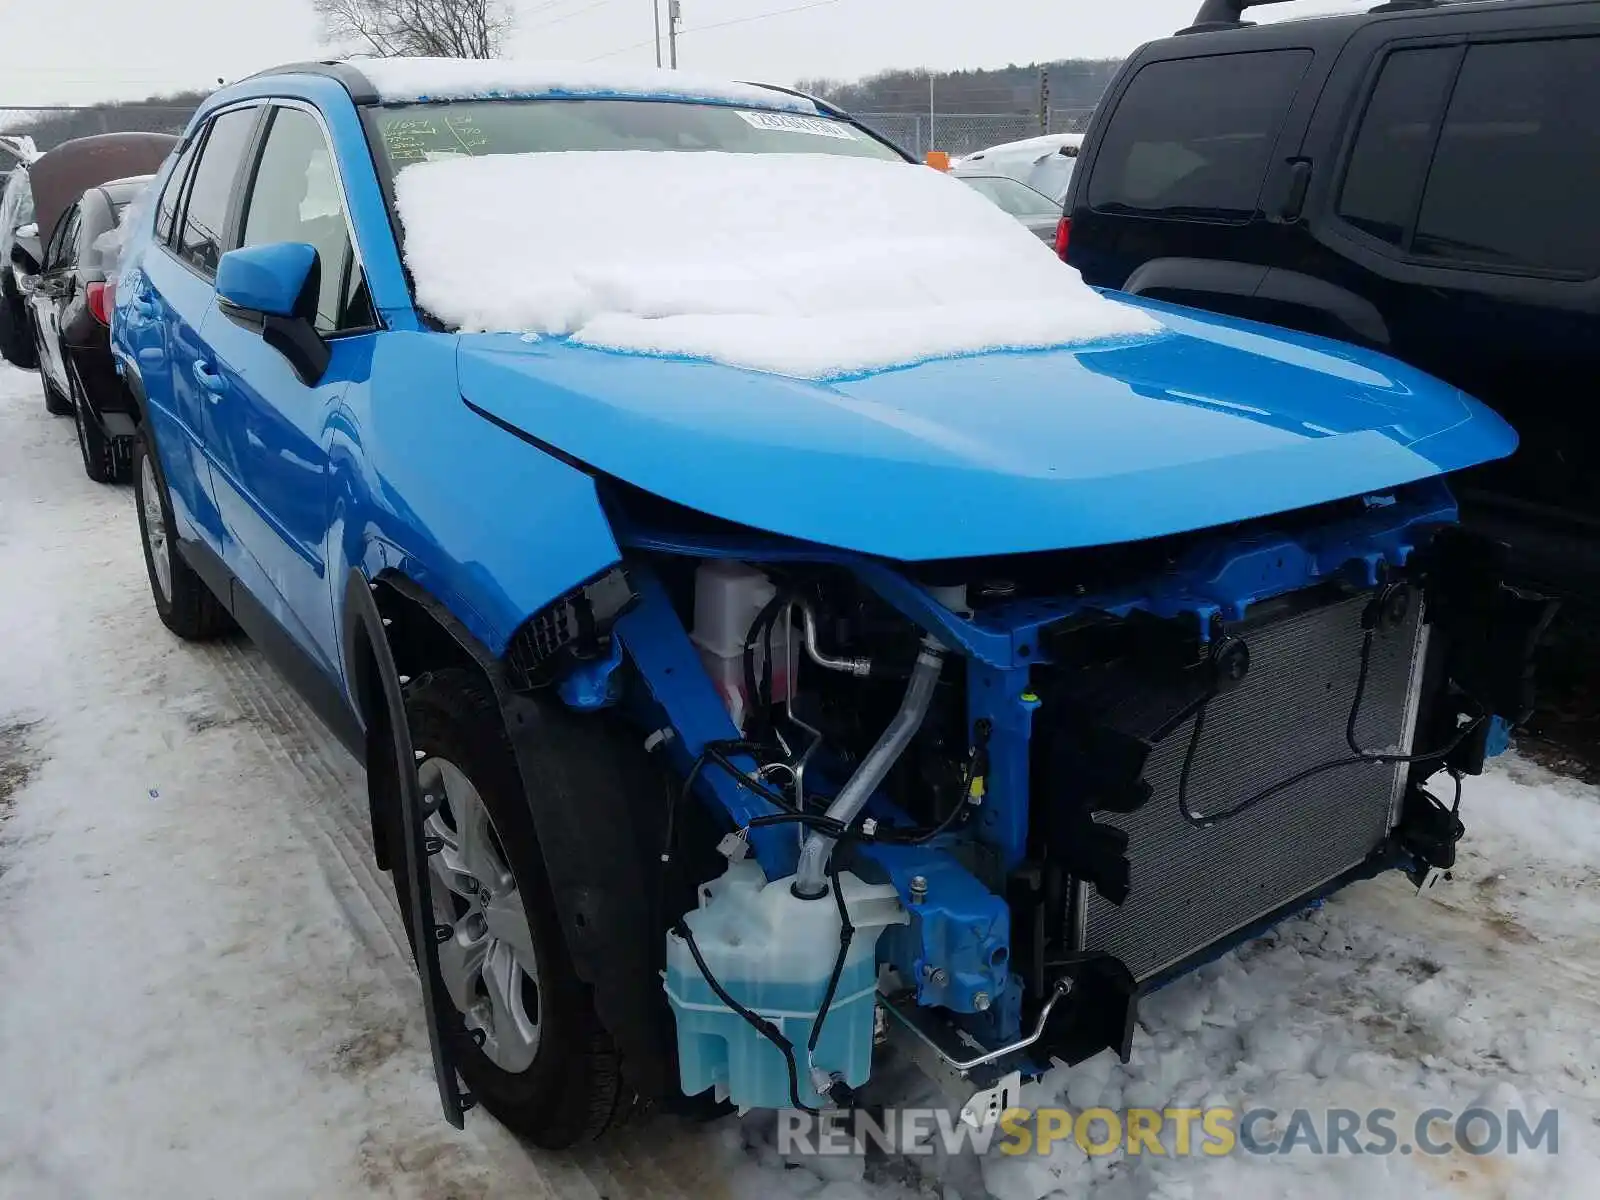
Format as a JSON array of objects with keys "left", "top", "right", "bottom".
[{"left": 262, "top": 313, "right": 332, "bottom": 386}]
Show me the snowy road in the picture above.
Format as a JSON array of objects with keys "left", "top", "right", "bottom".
[{"left": 0, "top": 360, "right": 1597, "bottom": 1199}]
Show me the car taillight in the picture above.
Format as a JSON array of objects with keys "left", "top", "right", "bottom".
[
  {"left": 1053, "top": 216, "right": 1072, "bottom": 260},
  {"left": 86, "top": 281, "right": 114, "bottom": 326}
]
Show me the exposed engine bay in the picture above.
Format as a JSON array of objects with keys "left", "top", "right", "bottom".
[{"left": 528, "top": 478, "right": 1554, "bottom": 1120}]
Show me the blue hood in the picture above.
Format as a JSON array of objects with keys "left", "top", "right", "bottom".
[{"left": 457, "top": 298, "right": 1516, "bottom": 561}]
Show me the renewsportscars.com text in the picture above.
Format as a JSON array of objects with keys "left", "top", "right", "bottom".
[{"left": 778, "top": 1105, "right": 1561, "bottom": 1159}]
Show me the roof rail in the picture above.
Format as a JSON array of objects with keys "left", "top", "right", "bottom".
[
  {"left": 237, "top": 60, "right": 379, "bottom": 104},
  {"left": 1180, "top": 0, "right": 1301, "bottom": 33}
]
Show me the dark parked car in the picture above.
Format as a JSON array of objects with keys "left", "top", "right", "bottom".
[
  {"left": 1063, "top": 0, "right": 1600, "bottom": 597},
  {"left": 5, "top": 132, "right": 176, "bottom": 422},
  {"left": 26, "top": 175, "right": 154, "bottom": 481},
  {"left": 1, "top": 161, "right": 38, "bottom": 369}
]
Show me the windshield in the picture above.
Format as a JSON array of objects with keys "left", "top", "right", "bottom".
[
  {"left": 960, "top": 175, "right": 1057, "bottom": 219},
  {"left": 366, "top": 99, "right": 905, "bottom": 177}
]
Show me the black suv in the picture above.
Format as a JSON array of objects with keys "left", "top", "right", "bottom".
[{"left": 1065, "top": 0, "right": 1600, "bottom": 597}]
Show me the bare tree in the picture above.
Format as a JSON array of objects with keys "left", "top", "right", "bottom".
[{"left": 315, "top": 0, "right": 514, "bottom": 59}]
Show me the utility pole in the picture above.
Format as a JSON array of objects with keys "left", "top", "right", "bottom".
[
  {"left": 653, "top": 0, "right": 663, "bottom": 67},
  {"left": 1039, "top": 67, "right": 1051, "bottom": 136},
  {"left": 927, "top": 72, "right": 935, "bottom": 158},
  {"left": 668, "top": 0, "right": 681, "bottom": 69}
]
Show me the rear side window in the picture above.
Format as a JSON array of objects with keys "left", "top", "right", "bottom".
[
  {"left": 154, "top": 138, "right": 201, "bottom": 247},
  {"left": 1088, "top": 50, "right": 1312, "bottom": 220},
  {"left": 46, "top": 205, "right": 81, "bottom": 269},
  {"left": 1414, "top": 38, "right": 1600, "bottom": 274},
  {"left": 177, "top": 107, "right": 258, "bottom": 278},
  {"left": 1337, "top": 47, "right": 1458, "bottom": 246}
]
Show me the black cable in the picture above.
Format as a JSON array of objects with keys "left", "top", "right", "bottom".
[
  {"left": 1178, "top": 627, "right": 1485, "bottom": 829},
  {"left": 1345, "top": 630, "right": 1485, "bottom": 765},
  {"left": 677, "top": 918, "right": 821, "bottom": 1115},
  {"left": 743, "top": 590, "right": 794, "bottom": 740},
  {"left": 890, "top": 720, "right": 990, "bottom": 846},
  {"left": 808, "top": 856, "right": 856, "bottom": 1056}
]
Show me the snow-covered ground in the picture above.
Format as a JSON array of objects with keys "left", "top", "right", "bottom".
[{"left": 0, "top": 359, "right": 1596, "bottom": 1199}]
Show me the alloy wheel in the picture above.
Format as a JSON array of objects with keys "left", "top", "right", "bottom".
[{"left": 419, "top": 755, "right": 543, "bottom": 1073}]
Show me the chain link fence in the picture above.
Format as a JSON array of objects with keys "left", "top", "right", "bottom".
[
  {"left": 0, "top": 104, "right": 201, "bottom": 157},
  {"left": 856, "top": 108, "right": 1098, "bottom": 160}
]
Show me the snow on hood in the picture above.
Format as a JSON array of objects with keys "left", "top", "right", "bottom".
[
  {"left": 356, "top": 57, "right": 817, "bottom": 113},
  {"left": 395, "top": 151, "right": 1159, "bottom": 379}
]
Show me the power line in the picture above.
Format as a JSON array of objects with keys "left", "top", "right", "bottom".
[
  {"left": 587, "top": 0, "right": 846, "bottom": 62},
  {"left": 680, "top": 0, "right": 845, "bottom": 38},
  {"left": 527, "top": 0, "right": 623, "bottom": 32},
  {"left": 523, "top": 0, "right": 593, "bottom": 14}
]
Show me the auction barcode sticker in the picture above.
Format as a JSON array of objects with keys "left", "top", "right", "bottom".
[{"left": 735, "top": 110, "right": 860, "bottom": 140}]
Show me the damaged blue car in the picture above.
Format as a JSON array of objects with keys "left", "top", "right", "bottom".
[{"left": 109, "top": 57, "right": 1552, "bottom": 1147}]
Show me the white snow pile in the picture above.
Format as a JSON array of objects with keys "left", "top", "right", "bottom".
[
  {"left": 357, "top": 57, "right": 817, "bottom": 114},
  {"left": 91, "top": 179, "right": 156, "bottom": 271},
  {"left": 395, "top": 151, "right": 1159, "bottom": 378}
]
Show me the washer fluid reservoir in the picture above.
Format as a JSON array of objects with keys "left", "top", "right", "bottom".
[{"left": 665, "top": 860, "right": 907, "bottom": 1110}]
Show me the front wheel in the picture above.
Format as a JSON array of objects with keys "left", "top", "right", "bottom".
[{"left": 390, "top": 669, "right": 634, "bottom": 1149}]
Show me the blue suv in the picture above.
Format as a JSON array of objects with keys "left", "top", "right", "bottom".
[{"left": 112, "top": 58, "right": 1550, "bottom": 1146}]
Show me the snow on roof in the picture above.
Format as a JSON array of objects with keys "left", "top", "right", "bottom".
[
  {"left": 395, "top": 151, "right": 1158, "bottom": 380},
  {"left": 356, "top": 57, "right": 818, "bottom": 114},
  {"left": 966, "top": 132, "right": 1084, "bottom": 161}
]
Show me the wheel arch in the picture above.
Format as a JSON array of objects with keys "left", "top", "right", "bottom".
[{"left": 341, "top": 566, "right": 674, "bottom": 1100}]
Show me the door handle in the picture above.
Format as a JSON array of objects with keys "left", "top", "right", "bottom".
[
  {"left": 1279, "top": 158, "right": 1312, "bottom": 223},
  {"left": 192, "top": 360, "right": 226, "bottom": 396}
]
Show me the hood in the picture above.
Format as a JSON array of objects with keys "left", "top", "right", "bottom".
[
  {"left": 458, "top": 298, "right": 1517, "bottom": 561},
  {"left": 30, "top": 133, "right": 176, "bottom": 244}
]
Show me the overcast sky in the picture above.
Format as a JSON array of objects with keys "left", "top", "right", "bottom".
[{"left": 1, "top": 0, "right": 1365, "bottom": 107}]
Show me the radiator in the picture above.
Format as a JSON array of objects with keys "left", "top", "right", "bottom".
[{"left": 1072, "top": 591, "right": 1428, "bottom": 983}]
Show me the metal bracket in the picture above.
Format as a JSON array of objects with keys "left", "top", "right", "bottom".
[
  {"left": 1414, "top": 865, "right": 1451, "bottom": 895},
  {"left": 960, "top": 1071, "right": 1024, "bottom": 1129},
  {"left": 876, "top": 979, "right": 1074, "bottom": 1126}
]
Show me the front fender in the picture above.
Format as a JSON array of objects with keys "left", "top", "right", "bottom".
[{"left": 327, "top": 330, "right": 622, "bottom": 698}]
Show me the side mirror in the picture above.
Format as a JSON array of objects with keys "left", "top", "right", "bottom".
[{"left": 216, "top": 242, "right": 330, "bottom": 385}]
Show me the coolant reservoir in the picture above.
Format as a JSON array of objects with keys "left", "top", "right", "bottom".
[
  {"left": 691, "top": 561, "right": 795, "bottom": 729},
  {"left": 665, "top": 860, "right": 907, "bottom": 1110}
]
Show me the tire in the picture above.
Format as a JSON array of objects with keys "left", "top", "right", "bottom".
[
  {"left": 132, "top": 430, "right": 232, "bottom": 640},
  {"left": 388, "top": 669, "right": 634, "bottom": 1149},
  {"left": 41, "top": 370, "right": 72, "bottom": 416},
  {"left": 70, "top": 367, "right": 129, "bottom": 484},
  {"left": 0, "top": 276, "right": 37, "bottom": 370},
  {"left": 36, "top": 326, "right": 71, "bottom": 416}
]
